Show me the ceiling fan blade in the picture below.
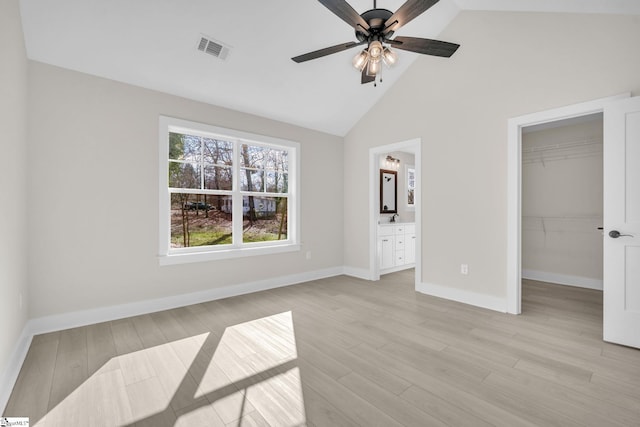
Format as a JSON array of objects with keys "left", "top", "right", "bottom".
[
  {"left": 384, "top": 0, "right": 439, "bottom": 34},
  {"left": 361, "top": 67, "right": 375, "bottom": 84},
  {"left": 391, "top": 36, "right": 459, "bottom": 57},
  {"left": 318, "top": 0, "right": 370, "bottom": 32},
  {"left": 292, "top": 41, "right": 363, "bottom": 63}
]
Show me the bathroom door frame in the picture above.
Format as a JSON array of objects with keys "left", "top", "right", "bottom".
[{"left": 369, "top": 138, "right": 422, "bottom": 285}]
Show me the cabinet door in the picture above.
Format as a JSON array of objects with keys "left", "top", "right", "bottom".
[
  {"left": 405, "top": 233, "right": 416, "bottom": 264},
  {"left": 379, "top": 236, "right": 394, "bottom": 269}
]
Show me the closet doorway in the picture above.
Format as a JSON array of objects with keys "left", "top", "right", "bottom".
[
  {"left": 521, "top": 114, "right": 604, "bottom": 293},
  {"left": 506, "top": 93, "right": 630, "bottom": 315}
]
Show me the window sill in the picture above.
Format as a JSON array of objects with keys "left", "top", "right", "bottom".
[{"left": 159, "top": 243, "right": 301, "bottom": 266}]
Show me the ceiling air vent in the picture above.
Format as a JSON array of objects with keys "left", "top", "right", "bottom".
[{"left": 197, "top": 35, "right": 230, "bottom": 60}]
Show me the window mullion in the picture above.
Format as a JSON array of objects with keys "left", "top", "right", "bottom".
[
  {"left": 232, "top": 139, "right": 243, "bottom": 247},
  {"left": 200, "top": 136, "right": 205, "bottom": 190}
]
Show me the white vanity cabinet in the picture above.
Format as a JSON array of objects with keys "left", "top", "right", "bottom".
[{"left": 378, "top": 223, "right": 416, "bottom": 273}]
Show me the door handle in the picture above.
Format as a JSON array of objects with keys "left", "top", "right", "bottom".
[{"left": 609, "top": 230, "right": 634, "bottom": 238}]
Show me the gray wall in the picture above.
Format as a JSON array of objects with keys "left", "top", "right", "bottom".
[
  {"left": 344, "top": 11, "right": 640, "bottom": 302},
  {"left": 27, "top": 62, "right": 344, "bottom": 318},
  {"left": 0, "top": 0, "right": 29, "bottom": 397}
]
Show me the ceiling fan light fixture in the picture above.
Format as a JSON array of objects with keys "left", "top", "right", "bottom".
[
  {"left": 382, "top": 47, "right": 397, "bottom": 66},
  {"left": 352, "top": 49, "right": 368, "bottom": 70}
]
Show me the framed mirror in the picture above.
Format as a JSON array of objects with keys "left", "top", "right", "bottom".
[{"left": 380, "top": 169, "right": 397, "bottom": 213}]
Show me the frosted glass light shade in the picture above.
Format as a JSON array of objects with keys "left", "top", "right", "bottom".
[
  {"left": 382, "top": 47, "right": 397, "bottom": 66},
  {"left": 352, "top": 50, "right": 368, "bottom": 70}
]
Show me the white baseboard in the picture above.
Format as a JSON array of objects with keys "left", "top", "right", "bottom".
[
  {"left": 0, "top": 325, "right": 33, "bottom": 414},
  {"left": 342, "top": 266, "right": 374, "bottom": 280},
  {"left": 416, "top": 281, "right": 508, "bottom": 313},
  {"left": 28, "top": 266, "right": 344, "bottom": 336},
  {"left": 380, "top": 263, "right": 415, "bottom": 276},
  {"left": 522, "top": 269, "right": 603, "bottom": 290}
]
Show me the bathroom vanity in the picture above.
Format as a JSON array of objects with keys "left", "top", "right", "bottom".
[{"left": 378, "top": 222, "right": 416, "bottom": 273}]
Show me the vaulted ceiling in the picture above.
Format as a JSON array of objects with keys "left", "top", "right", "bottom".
[{"left": 19, "top": 0, "right": 640, "bottom": 136}]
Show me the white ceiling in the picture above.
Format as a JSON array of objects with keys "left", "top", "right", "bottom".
[{"left": 19, "top": 0, "right": 640, "bottom": 136}]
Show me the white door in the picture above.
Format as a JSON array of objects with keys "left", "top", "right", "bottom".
[{"left": 603, "top": 96, "right": 640, "bottom": 348}]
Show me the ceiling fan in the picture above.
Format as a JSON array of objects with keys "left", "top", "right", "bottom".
[{"left": 292, "top": 0, "right": 459, "bottom": 85}]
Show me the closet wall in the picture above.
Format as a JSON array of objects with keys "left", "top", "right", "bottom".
[{"left": 521, "top": 115, "right": 603, "bottom": 289}]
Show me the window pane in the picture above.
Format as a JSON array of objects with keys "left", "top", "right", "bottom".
[
  {"left": 169, "top": 161, "right": 201, "bottom": 189},
  {"left": 266, "top": 149, "right": 289, "bottom": 173},
  {"left": 266, "top": 172, "right": 288, "bottom": 193},
  {"left": 171, "top": 193, "right": 232, "bottom": 248},
  {"left": 169, "top": 133, "right": 185, "bottom": 161},
  {"left": 240, "top": 144, "right": 266, "bottom": 168},
  {"left": 169, "top": 133, "right": 202, "bottom": 163},
  {"left": 203, "top": 138, "right": 233, "bottom": 166},
  {"left": 204, "top": 165, "right": 232, "bottom": 190},
  {"left": 240, "top": 168, "right": 264, "bottom": 192},
  {"left": 242, "top": 196, "right": 288, "bottom": 243}
]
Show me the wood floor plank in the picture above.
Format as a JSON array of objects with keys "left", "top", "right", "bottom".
[
  {"left": 144, "top": 342, "right": 209, "bottom": 412},
  {"left": 86, "top": 321, "right": 118, "bottom": 375},
  {"left": 399, "top": 385, "right": 495, "bottom": 427},
  {"left": 149, "top": 309, "right": 191, "bottom": 343},
  {"left": 4, "top": 335, "right": 59, "bottom": 423},
  {"left": 80, "top": 368, "right": 133, "bottom": 426},
  {"left": 228, "top": 409, "right": 271, "bottom": 427},
  {"left": 336, "top": 371, "right": 448, "bottom": 427},
  {"left": 47, "top": 327, "right": 88, "bottom": 411},
  {"left": 130, "top": 314, "right": 168, "bottom": 349},
  {"left": 297, "top": 359, "right": 403, "bottom": 427},
  {"left": 125, "top": 376, "right": 176, "bottom": 427},
  {"left": 174, "top": 401, "right": 226, "bottom": 427},
  {"left": 110, "top": 319, "right": 155, "bottom": 386},
  {"left": 300, "top": 384, "right": 358, "bottom": 427}
]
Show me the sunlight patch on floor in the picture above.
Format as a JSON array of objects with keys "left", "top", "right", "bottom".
[{"left": 36, "top": 311, "right": 306, "bottom": 426}]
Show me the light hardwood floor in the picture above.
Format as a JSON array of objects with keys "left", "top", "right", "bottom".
[{"left": 4, "top": 271, "right": 640, "bottom": 426}]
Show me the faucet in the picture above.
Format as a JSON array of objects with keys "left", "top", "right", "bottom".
[{"left": 390, "top": 214, "right": 399, "bottom": 223}]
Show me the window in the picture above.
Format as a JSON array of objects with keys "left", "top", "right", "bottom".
[
  {"left": 159, "top": 116, "right": 299, "bottom": 265},
  {"left": 406, "top": 165, "right": 415, "bottom": 208}
]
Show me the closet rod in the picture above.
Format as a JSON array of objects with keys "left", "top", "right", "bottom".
[{"left": 522, "top": 137, "right": 601, "bottom": 154}]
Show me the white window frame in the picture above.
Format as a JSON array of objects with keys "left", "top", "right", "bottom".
[{"left": 158, "top": 116, "right": 300, "bottom": 265}]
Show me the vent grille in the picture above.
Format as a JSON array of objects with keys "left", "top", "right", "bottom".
[{"left": 197, "top": 35, "right": 229, "bottom": 60}]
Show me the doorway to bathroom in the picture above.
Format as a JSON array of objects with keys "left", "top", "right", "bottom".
[{"left": 369, "top": 138, "right": 421, "bottom": 285}]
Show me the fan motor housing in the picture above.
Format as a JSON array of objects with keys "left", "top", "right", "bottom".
[{"left": 356, "top": 8, "right": 393, "bottom": 42}]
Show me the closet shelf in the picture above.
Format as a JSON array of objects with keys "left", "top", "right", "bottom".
[
  {"left": 523, "top": 137, "right": 602, "bottom": 165},
  {"left": 522, "top": 137, "right": 601, "bottom": 154}
]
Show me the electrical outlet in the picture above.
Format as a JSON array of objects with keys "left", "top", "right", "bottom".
[
  {"left": 306, "top": 251, "right": 312, "bottom": 260},
  {"left": 460, "top": 264, "right": 469, "bottom": 275}
]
